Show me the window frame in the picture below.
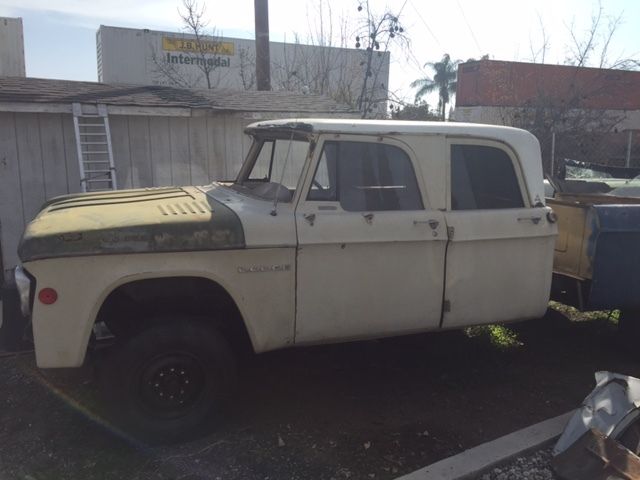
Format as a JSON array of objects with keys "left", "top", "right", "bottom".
[
  {"left": 247, "top": 139, "right": 276, "bottom": 182},
  {"left": 300, "top": 134, "right": 430, "bottom": 212},
  {"left": 446, "top": 137, "right": 530, "bottom": 211},
  {"left": 234, "top": 134, "right": 315, "bottom": 205}
]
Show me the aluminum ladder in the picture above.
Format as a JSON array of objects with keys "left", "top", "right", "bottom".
[{"left": 72, "top": 103, "right": 117, "bottom": 192}]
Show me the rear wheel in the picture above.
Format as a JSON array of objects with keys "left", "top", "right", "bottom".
[{"left": 100, "top": 320, "right": 236, "bottom": 443}]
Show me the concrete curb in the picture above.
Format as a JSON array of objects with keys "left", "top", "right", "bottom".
[{"left": 396, "top": 410, "right": 574, "bottom": 480}]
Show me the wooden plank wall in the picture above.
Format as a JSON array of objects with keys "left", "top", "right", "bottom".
[{"left": 0, "top": 111, "right": 258, "bottom": 276}]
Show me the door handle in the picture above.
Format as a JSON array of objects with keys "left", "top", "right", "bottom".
[
  {"left": 303, "top": 213, "right": 316, "bottom": 226},
  {"left": 414, "top": 219, "right": 440, "bottom": 230},
  {"left": 363, "top": 213, "right": 374, "bottom": 224},
  {"left": 517, "top": 216, "right": 542, "bottom": 225}
]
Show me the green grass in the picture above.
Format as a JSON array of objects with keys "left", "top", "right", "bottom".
[
  {"left": 548, "top": 301, "right": 620, "bottom": 325},
  {"left": 464, "top": 324, "right": 523, "bottom": 349},
  {"left": 462, "top": 302, "right": 622, "bottom": 351}
]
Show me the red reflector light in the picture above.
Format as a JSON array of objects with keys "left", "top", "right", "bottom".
[{"left": 38, "top": 288, "right": 58, "bottom": 305}]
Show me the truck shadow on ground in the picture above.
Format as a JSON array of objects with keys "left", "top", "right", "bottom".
[{"left": 1, "top": 309, "right": 637, "bottom": 480}]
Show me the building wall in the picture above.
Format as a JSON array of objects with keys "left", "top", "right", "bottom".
[
  {"left": 0, "top": 17, "right": 26, "bottom": 77},
  {"left": 453, "top": 105, "right": 640, "bottom": 169},
  {"left": 455, "top": 105, "right": 640, "bottom": 132},
  {"left": 456, "top": 60, "right": 640, "bottom": 110},
  {"left": 454, "top": 59, "right": 640, "bottom": 135},
  {"left": 0, "top": 109, "right": 343, "bottom": 276},
  {"left": 97, "top": 26, "right": 390, "bottom": 110},
  {"left": 454, "top": 60, "right": 640, "bottom": 169}
]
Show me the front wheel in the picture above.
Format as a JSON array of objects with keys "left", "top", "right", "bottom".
[{"left": 99, "top": 321, "right": 236, "bottom": 443}]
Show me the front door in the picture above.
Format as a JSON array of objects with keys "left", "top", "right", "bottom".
[
  {"left": 442, "top": 139, "right": 557, "bottom": 328},
  {"left": 294, "top": 136, "right": 447, "bottom": 344}
]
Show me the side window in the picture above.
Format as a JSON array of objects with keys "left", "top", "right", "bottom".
[
  {"left": 307, "top": 142, "right": 337, "bottom": 201},
  {"left": 451, "top": 144, "right": 525, "bottom": 210},
  {"left": 307, "top": 141, "right": 424, "bottom": 211},
  {"left": 249, "top": 140, "right": 274, "bottom": 181}
]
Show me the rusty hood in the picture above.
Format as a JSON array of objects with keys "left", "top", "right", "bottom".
[{"left": 18, "top": 186, "right": 245, "bottom": 262}]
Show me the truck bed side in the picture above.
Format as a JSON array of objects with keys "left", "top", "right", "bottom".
[{"left": 549, "top": 194, "right": 640, "bottom": 311}]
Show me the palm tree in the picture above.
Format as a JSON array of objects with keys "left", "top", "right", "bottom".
[{"left": 410, "top": 54, "right": 460, "bottom": 120}]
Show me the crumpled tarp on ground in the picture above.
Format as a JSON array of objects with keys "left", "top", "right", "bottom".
[{"left": 554, "top": 371, "right": 640, "bottom": 455}]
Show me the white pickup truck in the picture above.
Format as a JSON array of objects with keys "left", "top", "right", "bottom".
[{"left": 9, "top": 119, "right": 557, "bottom": 441}]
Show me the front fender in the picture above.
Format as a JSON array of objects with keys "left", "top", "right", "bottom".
[{"left": 24, "top": 248, "right": 295, "bottom": 368}]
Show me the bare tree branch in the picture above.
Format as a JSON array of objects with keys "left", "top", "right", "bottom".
[
  {"left": 529, "top": 12, "right": 550, "bottom": 63},
  {"left": 598, "top": 11, "right": 624, "bottom": 68},
  {"left": 557, "top": 1, "right": 637, "bottom": 70},
  {"left": 179, "top": 0, "right": 215, "bottom": 88},
  {"left": 565, "top": 1, "right": 602, "bottom": 67},
  {"left": 151, "top": 0, "right": 226, "bottom": 89},
  {"left": 354, "top": 0, "right": 408, "bottom": 117}
]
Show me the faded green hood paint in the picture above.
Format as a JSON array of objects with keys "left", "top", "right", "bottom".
[{"left": 18, "top": 187, "right": 245, "bottom": 262}]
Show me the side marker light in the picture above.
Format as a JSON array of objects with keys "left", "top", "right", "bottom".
[{"left": 38, "top": 288, "right": 58, "bottom": 305}]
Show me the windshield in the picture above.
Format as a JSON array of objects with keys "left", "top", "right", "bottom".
[
  {"left": 565, "top": 165, "right": 613, "bottom": 179},
  {"left": 233, "top": 137, "right": 310, "bottom": 202}
]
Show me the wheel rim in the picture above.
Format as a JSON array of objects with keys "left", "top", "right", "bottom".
[{"left": 137, "top": 352, "right": 207, "bottom": 419}]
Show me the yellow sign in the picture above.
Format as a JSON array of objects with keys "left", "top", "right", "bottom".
[{"left": 162, "top": 37, "right": 235, "bottom": 56}]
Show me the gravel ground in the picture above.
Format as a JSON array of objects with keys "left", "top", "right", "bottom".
[
  {"left": 0, "top": 307, "right": 638, "bottom": 479},
  {"left": 480, "top": 446, "right": 556, "bottom": 480}
]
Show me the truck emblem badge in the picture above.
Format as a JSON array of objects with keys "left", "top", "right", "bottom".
[{"left": 237, "top": 264, "right": 292, "bottom": 274}]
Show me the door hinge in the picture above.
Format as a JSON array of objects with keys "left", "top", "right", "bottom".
[
  {"left": 443, "top": 300, "right": 451, "bottom": 312},
  {"left": 447, "top": 226, "right": 455, "bottom": 239}
]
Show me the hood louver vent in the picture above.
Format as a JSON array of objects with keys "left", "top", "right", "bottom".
[
  {"left": 46, "top": 187, "right": 192, "bottom": 212},
  {"left": 158, "top": 201, "right": 211, "bottom": 216}
]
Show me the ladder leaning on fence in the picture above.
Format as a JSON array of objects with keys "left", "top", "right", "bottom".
[{"left": 72, "top": 103, "right": 117, "bottom": 192}]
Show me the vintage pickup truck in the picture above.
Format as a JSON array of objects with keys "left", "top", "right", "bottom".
[
  {"left": 4, "top": 119, "right": 557, "bottom": 441},
  {"left": 547, "top": 168, "right": 640, "bottom": 337}
]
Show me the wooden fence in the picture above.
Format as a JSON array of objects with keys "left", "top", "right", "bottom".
[{"left": 0, "top": 110, "right": 258, "bottom": 275}]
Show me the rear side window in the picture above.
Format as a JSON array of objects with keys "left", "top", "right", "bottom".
[
  {"left": 308, "top": 141, "right": 424, "bottom": 212},
  {"left": 451, "top": 144, "right": 525, "bottom": 210}
]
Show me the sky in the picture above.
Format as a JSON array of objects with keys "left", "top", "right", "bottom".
[{"left": 0, "top": 0, "right": 638, "bottom": 106}]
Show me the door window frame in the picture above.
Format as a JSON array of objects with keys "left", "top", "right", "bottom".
[
  {"left": 298, "top": 134, "right": 431, "bottom": 212},
  {"left": 445, "top": 137, "right": 531, "bottom": 211}
]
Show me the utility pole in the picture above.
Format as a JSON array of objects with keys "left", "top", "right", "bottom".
[{"left": 254, "top": 0, "right": 271, "bottom": 91}]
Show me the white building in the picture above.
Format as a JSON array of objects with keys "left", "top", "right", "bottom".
[
  {"left": 0, "top": 17, "right": 26, "bottom": 77},
  {"left": 97, "top": 25, "right": 390, "bottom": 114}
]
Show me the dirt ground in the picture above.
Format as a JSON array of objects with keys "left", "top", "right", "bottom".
[{"left": 1, "top": 308, "right": 638, "bottom": 480}]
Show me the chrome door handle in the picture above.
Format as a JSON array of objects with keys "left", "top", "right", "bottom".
[
  {"left": 303, "top": 213, "right": 316, "bottom": 226},
  {"left": 414, "top": 219, "right": 440, "bottom": 230},
  {"left": 517, "top": 216, "right": 542, "bottom": 225}
]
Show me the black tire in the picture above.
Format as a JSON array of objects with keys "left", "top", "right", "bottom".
[
  {"left": 102, "top": 292, "right": 147, "bottom": 339},
  {"left": 0, "top": 282, "right": 30, "bottom": 352},
  {"left": 103, "top": 314, "right": 146, "bottom": 339},
  {"left": 99, "top": 320, "right": 236, "bottom": 444}
]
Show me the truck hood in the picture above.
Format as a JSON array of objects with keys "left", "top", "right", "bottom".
[{"left": 18, "top": 187, "right": 245, "bottom": 262}]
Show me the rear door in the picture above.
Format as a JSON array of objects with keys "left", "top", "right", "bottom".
[{"left": 442, "top": 139, "right": 556, "bottom": 328}]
